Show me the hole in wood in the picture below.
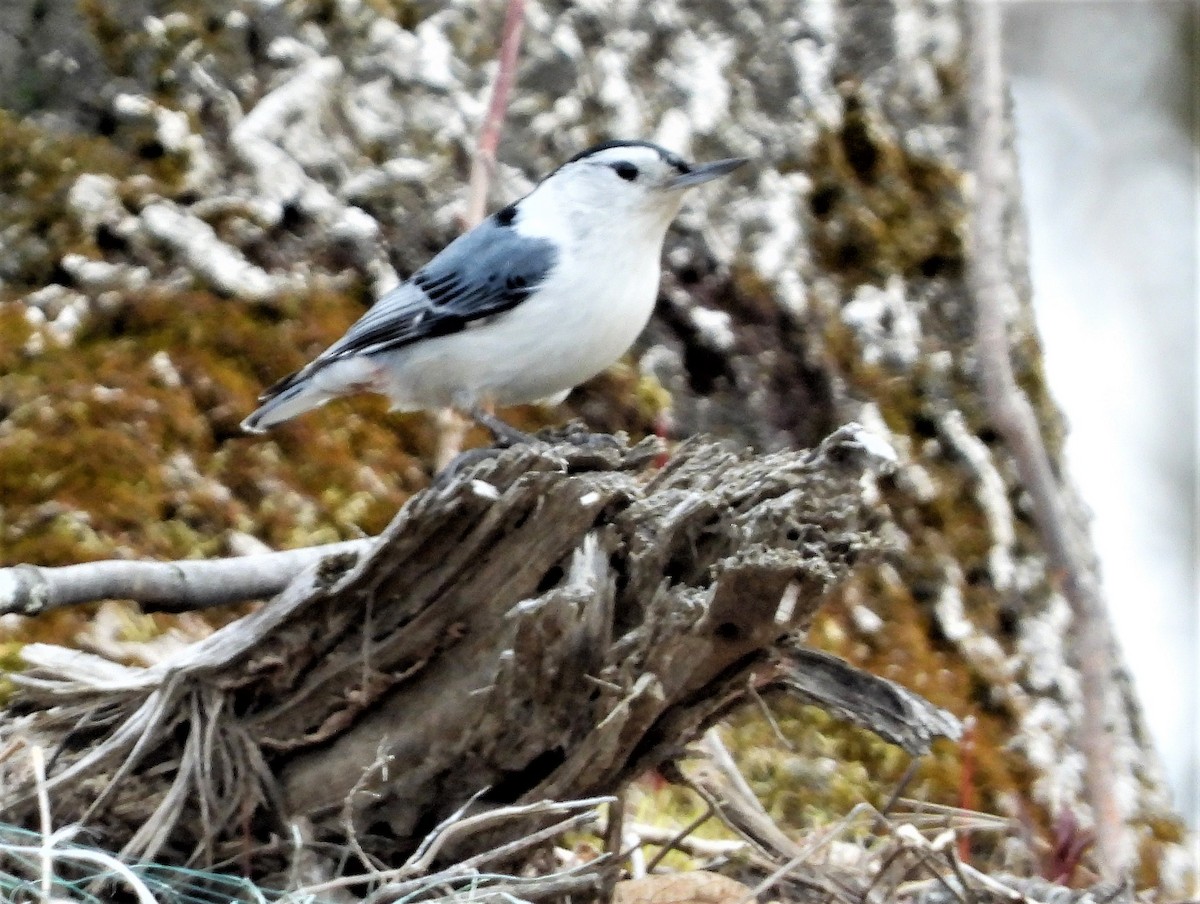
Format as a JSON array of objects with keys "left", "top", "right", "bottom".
[{"left": 713, "top": 621, "right": 742, "bottom": 641}]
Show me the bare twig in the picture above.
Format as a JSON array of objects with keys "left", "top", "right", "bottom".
[
  {"left": 397, "top": 859, "right": 609, "bottom": 904},
  {"left": 698, "top": 728, "right": 805, "bottom": 859},
  {"left": 965, "top": 1, "right": 1124, "bottom": 873},
  {"left": 956, "top": 859, "right": 1049, "bottom": 904},
  {"left": 890, "top": 799, "right": 1012, "bottom": 834},
  {"left": 343, "top": 742, "right": 401, "bottom": 876},
  {"left": 639, "top": 803, "right": 723, "bottom": 873},
  {"left": 909, "top": 848, "right": 968, "bottom": 904},
  {"left": 295, "top": 798, "right": 610, "bottom": 899},
  {"left": 464, "top": 0, "right": 527, "bottom": 228},
  {"left": 362, "top": 817, "right": 608, "bottom": 904},
  {"left": 735, "top": 802, "right": 878, "bottom": 904},
  {"left": 943, "top": 844, "right": 980, "bottom": 904},
  {"left": 871, "top": 757, "right": 921, "bottom": 834},
  {"left": 401, "top": 787, "right": 491, "bottom": 873},
  {"left": 403, "top": 796, "right": 612, "bottom": 875},
  {"left": 602, "top": 792, "right": 627, "bottom": 897},
  {"left": 746, "top": 677, "right": 794, "bottom": 751},
  {"left": 31, "top": 745, "right": 53, "bottom": 902},
  {"left": 0, "top": 538, "right": 370, "bottom": 616}
]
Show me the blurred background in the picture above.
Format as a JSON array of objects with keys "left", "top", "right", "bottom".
[{"left": 1002, "top": 1, "right": 1197, "bottom": 829}]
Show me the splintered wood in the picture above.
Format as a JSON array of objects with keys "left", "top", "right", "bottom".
[{"left": 0, "top": 424, "right": 955, "bottom": 883}]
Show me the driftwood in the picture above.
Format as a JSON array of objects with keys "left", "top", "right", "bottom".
[{"left": 0, "top": 425, "right": 959, "bottom": 892}]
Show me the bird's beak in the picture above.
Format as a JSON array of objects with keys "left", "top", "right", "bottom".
[{"left": 666, "top": 157, "right": 749, "bottom": 190}]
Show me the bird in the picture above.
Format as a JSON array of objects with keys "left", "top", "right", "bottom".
[{"left": 240, "top": 140, "right": 747, "bottom": 440}]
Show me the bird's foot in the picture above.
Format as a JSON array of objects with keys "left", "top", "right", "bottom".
[
  {"left": 432, "top": 414, "right": 634, "bottom": 488},
  {"left": 533, "top": 418, "right": 625, "bottom": 451},
  {"left": 470, "top": 407, "right": 537, "bottom": 448},
  {"left": 562, "top": 431, "right": 624, "bottom": 451},
  {"left": 431, "top": 446, "right": 507, "bottom": 488}
]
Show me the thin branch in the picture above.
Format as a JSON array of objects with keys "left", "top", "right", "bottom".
[
  {"left": 639, "top": 804, "right": 723, "bottom": 873},
  {"left": 402, "top": 796, "right": 613, "bottom": 876},
  {"left": 0, "top": 539, "right": 370, "bottom": 616},
  {"left": 294, "top": 798, "right": 610, "bottom": 899},
  {"left": 32, "top": 745, "right": 53, "bottom": 902},
  {"left": 746, "top": 677, "right": 794, "bottom": 751},
  {"left": 873, "top": 758, "right": 921, "bottom": 833},
  {"left": 362, "top": 817, "right": 608, "bottom": 904},
  {"left": 734, "top": 802, "right": 878, "bottom": 904},
  {"left": 943, "top": 845, "right": 980, "bottom": 904},
  {"left": 400, "top": 860, "right": 609, "bottom": 904},
  {"left": 965, "top": 0, "right": 1125, "bottom": 874},
  {"left": 601, "top": 791, "right": 627, "bottom": 899},
  {"left": 464, "top": 0, "right": 527, "bottom": 228}
]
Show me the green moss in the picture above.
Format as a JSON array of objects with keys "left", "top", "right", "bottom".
[
  {"left": 0, "top": 641, "right": 26, "bottom": 705},
  {"left": 0, "top": 109, "right": 188, "bottom": 295},
  {"left": 0, "top": 287, "right": 429, "bottom": 571},
  {"left": 808, "top": 90, "right": 966, "bottom": 288},
  {"left": 0, "top": 111, "right": 118, "bottom": 292}
]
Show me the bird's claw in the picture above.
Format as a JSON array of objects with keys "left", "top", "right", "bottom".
[
  {"left": 469, "top": 408, "right": 537, "bottom": 448},
  {"left": 431, "top": 446, "right": 507, "bottom": 488}
]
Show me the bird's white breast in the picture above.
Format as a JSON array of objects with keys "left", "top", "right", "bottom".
[{"left": 374, "top": 190, "right": 672, "bottom": 410}]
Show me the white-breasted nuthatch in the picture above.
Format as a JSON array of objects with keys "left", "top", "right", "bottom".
[{"left": 240, "top": 140, "right": 747, "bottom": 436}]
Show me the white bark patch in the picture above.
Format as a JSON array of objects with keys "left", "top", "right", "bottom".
[
  {"left": 938, "top": 410, "right": 1016, "bottom": 592},
  {"left": 140, "top": 202, "right": 281, "bottom": 301},
  {"left": 840, "top": 277, "right": 923, "bottom": 370}
]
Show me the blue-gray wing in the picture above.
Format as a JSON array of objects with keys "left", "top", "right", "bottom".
[
  {"left": 258, "top": 215, "right": 557, "bottom": 400},
  {"left": 324, "top": 217, "right": 557, "bottom": 359}
]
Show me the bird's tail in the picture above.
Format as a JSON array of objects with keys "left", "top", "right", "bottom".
[{"left": 240, "top": 375, "right": 334, "bottom": 433}]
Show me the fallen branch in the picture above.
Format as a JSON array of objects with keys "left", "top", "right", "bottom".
[{"left": 0, "top": 539, "right": 369, "bottom": 616}]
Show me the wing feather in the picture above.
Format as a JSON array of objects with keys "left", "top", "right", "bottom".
[{"left": 258, "top": 215, "right": 557, "bottom": 402}]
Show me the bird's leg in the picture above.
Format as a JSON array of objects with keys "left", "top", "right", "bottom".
[
  {"left": 433, "top": 407, "right": 472, "bottom": 472},
  {"left": 469, "top": 404, "right": 537, "bottom": 448},
  {"left": 430, "top": 403, "right": 536, "bottom": 489}
]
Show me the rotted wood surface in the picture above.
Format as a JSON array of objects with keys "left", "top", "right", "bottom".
[{"left": 0, "top": 425, "right": 956, "bottom": 879}]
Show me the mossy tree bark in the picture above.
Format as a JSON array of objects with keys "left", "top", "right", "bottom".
[{"left": 0, "top": 0, "right": 1190, "bottom": 893}]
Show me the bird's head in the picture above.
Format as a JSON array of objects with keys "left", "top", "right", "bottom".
[{"left": 535, "top": 140, "right": 747, "bottom": 234}]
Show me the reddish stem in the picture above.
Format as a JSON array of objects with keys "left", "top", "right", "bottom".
[
  {"left": 957, "top": 716, "right": 976, "bottom": 863},
  {"left": 465, "top": 0, "right": 527, "bottom": 227}
]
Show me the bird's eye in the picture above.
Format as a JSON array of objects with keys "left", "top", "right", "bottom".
[{"left": 612, "top": 162, "right": 639, "bottom": 181}]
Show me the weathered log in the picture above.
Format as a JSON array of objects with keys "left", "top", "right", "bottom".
[{"left": 0, "top": 425, "right": 957, "bottom": 889}]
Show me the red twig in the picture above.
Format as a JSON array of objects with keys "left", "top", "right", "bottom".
[
  {"left": 956, "top": 716, "right": 976, "bottom": 864},
  {"left": 965, "top": 1, "right": 1124, "bottom": 876},
  {"left": 464, "top": 0, "right": 527, "bottom": 228}
]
